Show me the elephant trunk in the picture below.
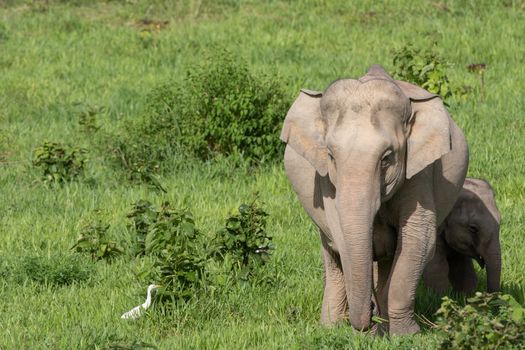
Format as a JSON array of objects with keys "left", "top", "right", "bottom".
[
  {"left": 485, "top": 238, "right": 501, "bottom": 293},
  {"left": 336, "top": 172, "right": 381, "bottom": 331}
]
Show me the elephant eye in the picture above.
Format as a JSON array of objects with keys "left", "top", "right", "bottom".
[
  {"left": 468, "top": 224, "right": 479, "bottom": 234},
  {"left": 381, "top": 150, "right": 393, "bottom": 168}
]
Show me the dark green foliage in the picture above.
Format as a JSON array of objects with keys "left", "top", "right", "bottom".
[
  {"left": 17, "top": 254, "right": 93, "bottom": 287},
  {"left": 127, "top": 200, "right": 159, "bottom": 257},
  {"left": 105, "top": 340, "right": 158, "bottom": 350},
  {"left": 128, "top": 201, "right": 210, "bottom": 301},
  {"left": 32, "top": 141, "right": 87, "bottom": 183},
  {"left": 72, "top": 219, "right": 124, "bottom": 262},
  {"left": 77, "top": 104, "right": 103, "bottom": 133},
  {"left": 181, "top": 50, "right": 287, "bottom": 161},
  {"left": 115, "top": 49, "right": 288, "bottom": 180},
  {"left": 127, "top": 199, "right": 275, "bottom": 304},
  {"left": 0, "top": 22, "right": 8, "bottom": 42},
  {"left": 392, "top": 45, "right": 453, "bottom": 101},
  {"left": 436, "top": 292, "right": 525, "bottom": 350},
  {"left": 214, "top": 201, "right": 273, "bottom": 278},
  {"left": 137, "top": 29, "right": 156, "bottom": 49}
]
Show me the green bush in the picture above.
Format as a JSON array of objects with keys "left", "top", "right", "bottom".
[
  {"left": 17, "top": 254, "right": 93, "bottom": 287},
  {"left": 114, "top": 49, "right": 288, "bottom": 179},
  {"left": 214, "top": 201, "right": 273, "bottom": 278},
  {"left": 0, "top": 22, "right": 8, "bottom": 42},
  {"left": 77, "top": 104, "right": 103, "bottom": 133},
  {"left": 127, "top": 199, "right": 275, "bottom": 304},
  {"left": 72, "top": 219, "right": 124, "bottom": 262},
  {"left": 128, "top": 201, "right": 210, "bottom": 301},
  {"left": 32, "top": 141, "right": 87, "bottom": 183},
  {"left": 392, "top": 45, "right": 453, "bottom": 101},
  {"left": 436, "top": 292, "right": 525, "bottom": 349},
  {"left": 127, "top": 200, "right": 159, "bottom": 257}
]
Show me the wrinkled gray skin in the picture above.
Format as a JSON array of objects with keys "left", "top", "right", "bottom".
[
  {"left": 282, "top": 65, "right": 468, "bottom": 335},
  {"left": 423, "top": 178, "right": 501, "bottom": 294}
]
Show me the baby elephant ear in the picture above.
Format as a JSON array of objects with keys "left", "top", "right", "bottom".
[
  {"left": 395, "top": 80, "right": 452, "bottom": 179},
  {"left": 280, "top": 89, "right": 328, "bottom": 176}
]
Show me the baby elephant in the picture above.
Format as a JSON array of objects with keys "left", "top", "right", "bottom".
[{"left": 423, "top": 178, "right": 501, "bottom": 294}]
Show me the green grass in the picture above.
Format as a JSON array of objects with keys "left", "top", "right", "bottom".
[{"left": 1, "top": 0, "right": 524, "bottom": 348}]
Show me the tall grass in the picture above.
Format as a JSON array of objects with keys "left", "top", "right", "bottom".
[{"left": 0, "top": 0, "right": 524, "bottom": 348}]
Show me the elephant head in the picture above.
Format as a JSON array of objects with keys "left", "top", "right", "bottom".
[
  {"left": 443, "top": 178, "right": 501, "bottom": 292},
  {"left": 280, "top": 65, "right": 453, "bottom": 329}
]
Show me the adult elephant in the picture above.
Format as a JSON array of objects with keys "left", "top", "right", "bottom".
[{"left": 281, "top": 65, "right": 468, "bottom": 335}]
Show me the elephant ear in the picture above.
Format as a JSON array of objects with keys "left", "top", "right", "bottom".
[
  {"left": 280, "top": 89, "right": 328, "bottom": 176},
  {"left": 395, "top": 80, "right": 452, "bottom": 179}
]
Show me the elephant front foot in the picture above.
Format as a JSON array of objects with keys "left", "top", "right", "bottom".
[
  {"left": 388, "top": 314, "right": 420, "bottom": 335},
  {"left": 369, "top": 321, "right": 389, "bottom": 337},
  {"left": 320, "top": 293, "right": 348, "bottom": 326},
  {"left": 320, "top": 313, "right": 347, "bottom": 326},
  {"left": 320, "top": 303, "right": 348, "bottom": 326}
]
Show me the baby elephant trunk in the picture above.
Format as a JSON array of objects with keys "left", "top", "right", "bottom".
[{"left": 484, "top": 239, "right": 501, "bottom": 293}]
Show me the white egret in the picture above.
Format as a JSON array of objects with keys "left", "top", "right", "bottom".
[{"left": 121, "top": 284, "right": 161, "bottom": 320}]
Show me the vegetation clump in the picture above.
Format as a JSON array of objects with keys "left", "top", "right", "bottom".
[
  {"left": 32, "top": 141, "right": 87, "bottom": 183},
  {"left": 72, "top": 219, "right": 124, "bottom": 262},
  {"left": 436, "top": 292, "right": 525, "bottom": 350},
  {"left": 114, "top": 49, "right": 288, "bottom": 180},
  {"left": 126, "top": 200, "right": 159, "bottom": 257},
  {"left": 17, "top": 254, "right": 93, "bottom": 287},
  {"left": 126, "top": 199, "right": 274, "bottom": 303},
  {"left": 214, "top": 201, "right": 273, "bottom": 279},
  {"left": 143, "top": 203, "right": 208, "bottom": 300},
  {"left": 77, "top": 104, "right": 103, "bottom": 133},
  {"left": 127, "top": 201, "right": 210, "bottom": 301},
  {"left": 0, "top": 22, "right": 8, "bottom": 42},
  {"left": 392, "top": 45, "right": 453, "bottom": 101}
]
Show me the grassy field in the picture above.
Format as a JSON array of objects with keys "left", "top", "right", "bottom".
[{"left": 1, "top": 0, "right": 524, "bottom": 349}]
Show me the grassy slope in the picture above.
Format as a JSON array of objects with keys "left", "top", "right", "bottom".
[{"left": 0, "top": 0, "right": 524, "bottom": 348}]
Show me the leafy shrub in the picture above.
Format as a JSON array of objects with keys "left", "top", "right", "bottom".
[
  {"left": 0, "top": 128, "right": 10, "bottom": 163},
  {"left": 127, "top": 200, "right": 158, "bottom": 257},
  {"left": 392, "top": 45, "right": 453, "bottom": 101},
  {"left": 182, "top": 50, "right": 287, "bottom": 161},
  {"left": 137, "top": 29, "right": 156, "bottom": 49},
  {"left": 77, "top": 104, "right": 103, "bottom": 133},
  {"left": 0, "top": 22, "right": 8, "bottom": 42},
  {"left": 214, "top": 201, "right": 273, "bottom": 278},
  {"left": 17, "top": 254, "right": 93, "bottom": 287},
  {"left": 128, "top": 198, "right": 275, "bottom": 304},
  {"left": 114, "top": 49, "right": 288, "bottom": 179},
  {"left": 72, "top": 219, "right": 124, "bottom": 262},
  {"left": 32, "top": 141, "right": 87, "bottom": 183},
  {"left": 436, "top": 292, "right": 525, "bottom": 349},
  {"left": 128, "top": 201, "right": 210, "bottom": 301}
]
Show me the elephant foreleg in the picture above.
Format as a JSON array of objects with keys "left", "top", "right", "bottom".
[
  {"left": 422, "top": 235, "right": 450, "bottom": 294},
  {"left": 320, "top": 234, "right": 347, "bottom": 325},
  {"left": 388, "top": 198, "right": 437, "bottom": 335}
]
